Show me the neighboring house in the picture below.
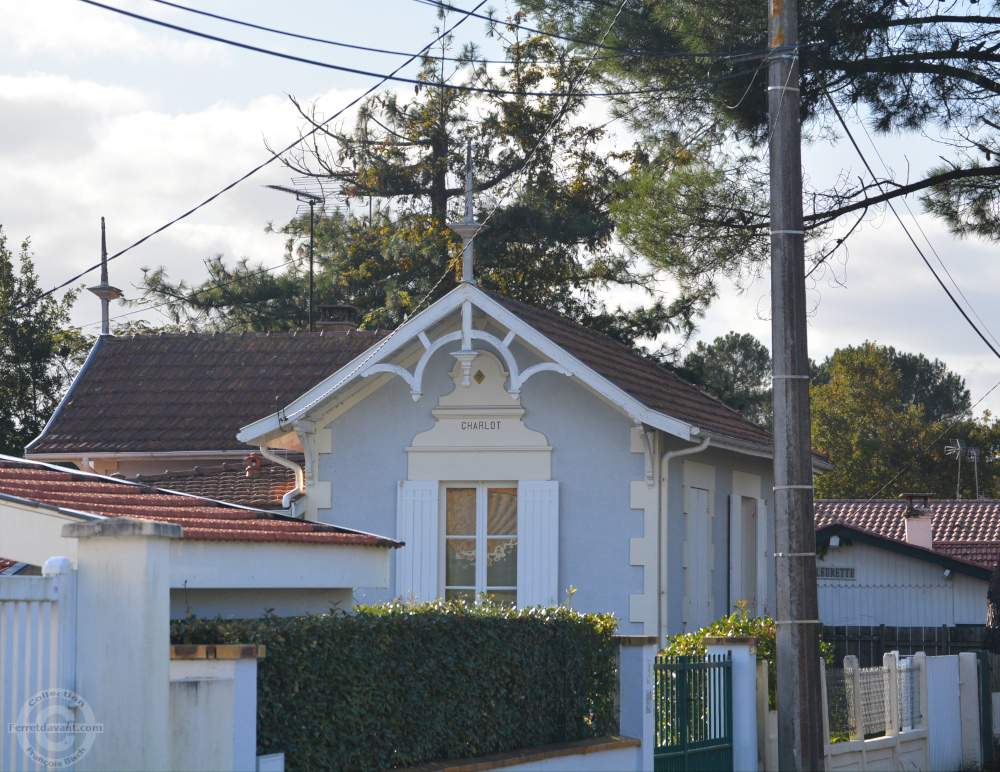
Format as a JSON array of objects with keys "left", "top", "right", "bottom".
[
  {"left": 25, "top": 326, "right": 388, "bottom": 477},
  {"left": 122, "top": 453, "right": 297, "bottom": 510},
  {"left": 233, "top": 282, "right": 830, "bottom": 640},
  {"left": 0, "top": 455, "right": 399, "bottom": 618},
  {"left": 813, "top": 495, "right": 993, "bottom": 627}
]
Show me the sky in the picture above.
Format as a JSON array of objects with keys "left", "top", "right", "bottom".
[{"left": 2, "top": 0, "right": 1000, "bottom": 416}]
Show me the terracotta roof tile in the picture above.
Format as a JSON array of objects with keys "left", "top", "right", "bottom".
[
  {"left": 0, "top": 457, "right": 398, "bottom": 548},
  {"left": 27, "top": 331, "right": 389, "bottom": 455},
  {"left": 0, "top": 558, "right": 17, "bottom": 572},
  {"left": 815, "top": 499, "right": 1000, "bottom": 568},
  {"left": 482, "top": 289, "right": 774, "bottom": 446},
  {"left": 124, "top": 457, "right": 296, "bottom": 509}
]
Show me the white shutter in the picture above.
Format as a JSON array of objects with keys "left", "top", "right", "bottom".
[
  {"left": 728, "top": 494, "right": 741, "bottom": 614},
  {"left": 396, "top": 480, "right": 440, "bottom": 602},
  {"left": 756, "top": 498, "right": 768, "bottom": 617},
  {"left": 516, "top": 480, "right": 559, "bottom": 608}
]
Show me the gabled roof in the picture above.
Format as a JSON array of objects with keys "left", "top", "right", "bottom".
[
  {"left": 482, "top": 290, "right": 774, "bottom": 447},
  {"left": 26, "top": 329, "right": 389, "bottom": 456},
  {"left": 0, "top": 456, "right": 397, "bottom": 547},
  {"left": 239, "top": 284, "right": 776, "bottom": 450},
  {"left": 815, "top": 499, "right": 1000, "bottom": 543},
  {"left": 815, "top": 520, "right": 992, "bottom": 580},
  {"left": 126, "top": 456, "right": 297, "bottom": 510},
  {"left": 815, "top": 499, "right": 1000, "bottom": 569}
]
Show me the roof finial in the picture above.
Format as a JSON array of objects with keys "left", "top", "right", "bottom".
[
  {"left": 447, "top": 138, "right": 484, "bottom": 285},
  {"left": 88, "top": 216, "right": 122, "bottom": 335}
]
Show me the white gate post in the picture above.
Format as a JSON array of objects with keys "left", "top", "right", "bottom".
[
  {"left": 959, "top": 651, "right": 982, "bottom": 770},
  {"left": 42, "top": 557, "right": 76, "bottom": 698},
  {"left": 617, "top": 635, "right": 656, "bottom": 772},
  {"left": 844, "top": 655, "right": 865, "bottom": 741},
  {"left": 65, "top": 518, "right": 181, "bottom": 772},
  {"left": 884, "top": 652, "right": 899, "bottom": 738},
  {"left": 705, "top": 637, "right": 758, "bottom": 772}
]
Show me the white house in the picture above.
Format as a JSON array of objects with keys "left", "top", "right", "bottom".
[
  {"left": 234, "top": 282, "right": 831, "bottom": 640},
  {"left": 814, "top": 495, "right": 993, "bottom": 628},
  {"left": 0, "top": 455, "right": 399, "bottom": 619}
]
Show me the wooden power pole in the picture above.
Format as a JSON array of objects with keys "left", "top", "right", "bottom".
[{"left": 767, "top": 0, "right": 825, "bottom": 767}]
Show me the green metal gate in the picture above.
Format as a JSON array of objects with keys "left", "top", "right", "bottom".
[{"left": 654, "top": 654, "right": 734, "bottom": 772}]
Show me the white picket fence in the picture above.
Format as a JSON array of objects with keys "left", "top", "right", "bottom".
[{"left": 0, "top": 557, "right": 77, "bottom": 771}]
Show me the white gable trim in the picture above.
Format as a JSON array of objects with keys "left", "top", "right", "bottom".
[{"left": 238, "top": 284, "right": 697, "bottom": 444}]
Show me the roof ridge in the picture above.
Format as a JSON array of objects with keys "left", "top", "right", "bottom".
[{"left": 478, "top": 287, "right": 772, "bottom": 437}]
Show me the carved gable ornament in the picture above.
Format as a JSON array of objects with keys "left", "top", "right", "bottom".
[{"left": 406, "top": 352, "right": 552, "bottom": 481}]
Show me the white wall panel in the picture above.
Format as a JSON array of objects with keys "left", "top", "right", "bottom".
[{"left": 816, "top": 541, "right": 987, "bottom": 627}]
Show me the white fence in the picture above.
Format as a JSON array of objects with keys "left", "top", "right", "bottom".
[
  {"left": 1, "top": 521, "right": 266, "bottom": 771},
  {"left": 0, "top": 557, "right": 76, "bottom": 772}
]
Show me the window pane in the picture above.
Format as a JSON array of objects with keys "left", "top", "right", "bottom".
[
  {"left": 486, "top": 537, "right": 517, "bottom": 587},
  {"left": 485, "top": 590, "right": 516, "bottom": 606},
  {"left": 446, "top": 538, "right": 476, "bottom": 586},
  {"left": 446, "top": 589, "right": 475, "bottom": 603},
  {"left": 446, "top": 488, "right": 477, "bottom": 535},
  {"left": 487, "top": 487, "right": 517, "bottom": 535}
]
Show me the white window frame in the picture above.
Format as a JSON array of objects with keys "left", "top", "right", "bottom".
[{"left": 440, "top": 481, "right": 518, "bottom": 603}]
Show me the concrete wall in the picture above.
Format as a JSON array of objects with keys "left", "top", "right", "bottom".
[{"left": 816, "top": 540, "right": 988, "bottom": 626}]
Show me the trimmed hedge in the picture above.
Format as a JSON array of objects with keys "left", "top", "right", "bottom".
[{"left": 171, "top": 600, "right": 619, "bottom": 771}]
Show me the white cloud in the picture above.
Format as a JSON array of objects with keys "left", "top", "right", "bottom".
[{"left": 0, "top": 0, "right": 219, "bottom": 62}]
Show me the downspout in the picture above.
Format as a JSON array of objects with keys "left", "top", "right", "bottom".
[
  {"left": 258, "top": 446, "right": 306, "bottom": 513},
  {"left": 659, "top": 432, "right": 711, "bottom": 645}
]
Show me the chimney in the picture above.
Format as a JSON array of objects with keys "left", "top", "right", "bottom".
[
  {"left": 315, "top": 304, "right": 358, "bottom": 333},
  {"left": 900, "top": 492, "right": 934, "bottom": 549}
]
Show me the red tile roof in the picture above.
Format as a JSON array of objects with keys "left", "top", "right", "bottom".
[
  {"left": 483, "top": 290, "right": 775, "bottom": 447},
  {"left": 0, "top": 558, "right": 18, "bottom": 572},
  {"left": 125, "top": 456, "right": 296, "bottom": 510},
  {"left": 815, "top": 499, "right": 1000, "bottom": 568},
  {"left": 27, "top": 330, "right": 389, "bottom": 455},
  {"left": 0, "top": 457, "right": 398, "bottom": 547}
]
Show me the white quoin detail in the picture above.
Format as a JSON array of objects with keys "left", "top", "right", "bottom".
[
  {"left": 360, "top": 311, "right": 571, "bottom": 401},
  {"left": 517, "top": 480, "right": 559, "bottom": 608},
  {"left": 396, "top": 480, "right": 440, "bottom": 602}
]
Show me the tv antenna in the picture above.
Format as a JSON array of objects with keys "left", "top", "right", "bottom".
[
  {"left": 944, "top": 439, "right": 967, "bottom": 499},
  {"left": 966, "top": 447, "right": 982, "bottom": 500}
]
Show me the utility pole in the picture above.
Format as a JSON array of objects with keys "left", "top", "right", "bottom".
[{"left": 768, "top": 0, "right": 825, "bottom": 767}]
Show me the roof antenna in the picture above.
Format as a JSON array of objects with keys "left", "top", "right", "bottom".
[
  {"left": 447, "top": 138, "right": 484, "bottom": 284},
  {"left": 87, "top": 217, "right": 123, "bottom": 335}
]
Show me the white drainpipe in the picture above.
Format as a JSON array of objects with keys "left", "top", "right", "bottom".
[
  {"left": 659, "top": 433, "right": 711, "bottom": 645},
  {"left": 257, "top": 446, "right": 306, "bottom": 513}
]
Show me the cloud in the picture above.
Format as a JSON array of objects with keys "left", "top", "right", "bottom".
[
  {"left": 0, "top": 72, "right": 367, "bottom": 333},
  {"left": 0, "top": 0, "right": 219, "bottom": 62}
]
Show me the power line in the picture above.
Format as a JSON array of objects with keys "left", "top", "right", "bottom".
[
  {"left": 143, "top": 0, "right": 671, "bottom": 63},
  {"left": 410, "top": 0, "right": 782, "bottom": 62},
  {"left": 79, "top": 1, "right": 772, "bottom": 99},
  {"left": 22, "top": 0, "right": 490, "bottom": 315},
  {"left": 277, "top": 0, "right": 635, "bottom": 426},
  {"left": 818, "top": 77, "right": 1000, "bottom": 365}
]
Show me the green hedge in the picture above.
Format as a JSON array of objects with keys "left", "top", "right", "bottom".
[{"left": 171, "top": 600, "right": 619, "bottom": 771}]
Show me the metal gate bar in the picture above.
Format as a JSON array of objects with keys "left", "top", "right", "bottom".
[{"left": 654, "top": 654, "right": 733, "bottom": 772}]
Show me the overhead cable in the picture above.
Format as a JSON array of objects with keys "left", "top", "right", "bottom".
[
  {"left": 819, "top": 77, "right": 1000, "bottom": 364},
  {"left": 26, "top": 0, "right": 490, "bottom": 312},
  {"left": 79, "top": 0, "right": 771, "bottom": 98},
  {"left": 144, "top": 0, "right": 645, "bottom": 63}
]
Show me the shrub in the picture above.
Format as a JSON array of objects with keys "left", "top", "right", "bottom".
[
  {"left": 171, "top": 599, "right": 619, "bottom": 771},
  {"left": 659, "top": 602, "right": 835, "bottom": 709}
]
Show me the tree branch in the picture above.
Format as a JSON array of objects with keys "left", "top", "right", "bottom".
[{"left": 805, "top": 164, "right": 1000, "bottom": 224}]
